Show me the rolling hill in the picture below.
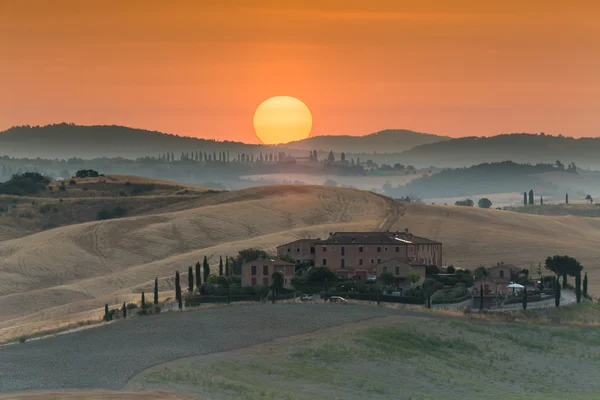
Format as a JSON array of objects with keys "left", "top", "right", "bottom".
[
  {"left": 2, "top": 181, "right": 600, "bottom": 341},
  {"left": 0, "top": 123, "right": 259, "bottom": 159},
  {"left": 398, "top": 133, "right": 600, "bottom": 169},
  {"left": 281, "top": 129, "right": 450, "bottom": 154}
]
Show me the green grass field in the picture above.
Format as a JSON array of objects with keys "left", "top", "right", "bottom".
[{"left": 132, "top": 309, "right": 600, "bottom": 400}]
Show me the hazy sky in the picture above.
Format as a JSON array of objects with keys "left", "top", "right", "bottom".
[{"left": 2, "top": 1, "right": 600, "bottom": 143}]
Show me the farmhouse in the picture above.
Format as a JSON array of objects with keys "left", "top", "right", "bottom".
[
  {"left": 277, "top": 230, "right": 441, "bottom": 283},
  {"left": 472, "top": 262, "right": 524, "bottom": 307},
  {"left": 241, "top": 257, "right": 295, "bottom": 289}
]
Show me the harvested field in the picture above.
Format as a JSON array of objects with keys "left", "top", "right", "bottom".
[
  {"left": 131, "top": 310, "right": 600, "bottom": 400},
  {"left": 0, "top": 303, "right": 416, "bottom": 392},
  {"left": 0, "top": 391, "right": 194, "bottom": 400}
]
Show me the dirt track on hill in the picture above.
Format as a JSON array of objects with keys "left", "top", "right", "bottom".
[{"left": 0, "top": 304, "right": 431, "bottom": 393}]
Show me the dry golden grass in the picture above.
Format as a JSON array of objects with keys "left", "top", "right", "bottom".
[
  {"left": 3, "top": 181, "right": 600, "bottom": 341},
  {"left": 0, "top": 390, "right": 195, "bottom": 400},
  {"left": 0, "top": 185, "right": 390, "bottom": 341}
]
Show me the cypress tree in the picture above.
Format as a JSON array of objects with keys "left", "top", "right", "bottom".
[
  {"left": 188, "top": 266, "right": 194, "bottom": 293},
  {"left": 555, "top": 278, "right": 561, "bottom": 307},
  {"left": 566, "top": 193, "right": 569, "bottom": 204},
  {"left": 203, "top": 256, "right": 210, "bottom": 282},
  {"left": 104, "top": 303, "right": 109, "bottom": 321},
  {"left": 576, "top": 272, "right": 582, "bottom": 303},
  {"left": 122, "top": 302, "right": 127, "bottom": 319},
  {"left": 154, "top": 277, "right": 159, "bottom": 305},
  {"left": 141, "top": 291, "right": 146, "bottom": 310},
  {"left": 219, "top": 256, "right": 224, "bottom": 276},
  {"left": 195, "top": 262, "right": 201, "bottom": 287},
  {"left": 562, "top": 273, "right": 567, "bottom": 289},
  {"left": 540, "top": 196, "right": 543, "bottom": 205},
  {"left": 523, "top": 192, "right": 527, "bottom": 206},
  {"left": 178, "top": 293, "right": 183, "bottom": 310},
  {"left": 583, "top": 272, "right": 588, "bottom": 299},
  {"left": 479, "top": 284, "right": 484, "bottom": 310},
  {"left": 528, "top": 189, "right": 534, "bottom": 205},
  {"left": 225, "top": 256, "right": 230, "bottom": 276},
  {"left": 523, "top": 287, "right": 528, "bottom": 310},
  {"left": 175, "top": 271, "right": 181, "bottom": 303}
]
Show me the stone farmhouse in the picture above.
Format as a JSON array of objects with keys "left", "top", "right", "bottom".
[{"left": 276, "top": 230, "right": 442, "bottom": 285}]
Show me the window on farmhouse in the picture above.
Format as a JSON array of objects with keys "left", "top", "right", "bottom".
[
  {"left": 359, "top": 258, "right": 363, "bottom": 266},
  {"left": 395, "top": 247, "right": 399, "bottom": 252},
  {"left": 322, "top": 258, "right": 327, "bottom": 266},
  {"left": 263, "top": 265, "right": 268, "bottom": 275},
  {"left": 251, "top": 265, "right": 257, "bottom": 275},
  {"left": 359, "top": 246, "right": 364, "bottom": 253},
  {"left": 377, "top": 247, "right": 382, "bottom": 253}
]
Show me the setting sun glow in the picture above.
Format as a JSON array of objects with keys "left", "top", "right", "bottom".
[{"left": 253, "top": 96, "right": 313, "bottom": 145}]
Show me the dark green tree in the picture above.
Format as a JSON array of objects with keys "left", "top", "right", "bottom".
[
  {"left": 175, "top": 271, "right": 181, "bottom": 303},
  {"left": 545, "top": 255, "right": 582, "bottom": 290},
  {"left": 141, "top": 291, "right": 146, "bottom": 310},
  {"left": 555, "top": 278, "right": 561, "bottom": 307},
  {"left": 479, "top": 284, "right": 484, "bottom": 310},
  {"left": 566, "top": 193, "right": 569, "bottom": 204},
  {"left": 272, "top": 271, "right": 284, "bottom": 295},
  {"left": 178, "top": 294, "right": 183, "bottom": 310},
  {"left": 225, "top": 256, "right": 230, "bottom": 276},
  {"left": 478, "top": 198, "right": 492, "bottom": 209},
  {"left": 188, "top": 266, "right": 194, "bottom": 293},
  {"left": 523, "top": 192, "right": 527, "bottom": 206},
  {"left": 195, "top": 262, "right": 201, "bottom": 287},
  {"left": 540, "top": 196, "right": 543, "bottom": 205},
  {"left": 203, "top": 256, "right": 210, "bottom": 282},
  {"left": 576, "top": 272, "right": 582, "bottom": 303},
  {"left": 583, "top": 272, "right": 588, "bottom": 299},
  {"left": 219, "top": 256, "right": 224, "bottom": 276},
  {"left": 104, "top": 303, "right": 109, "bottom": 321},
  {"left": 528, "top": 189, "right": 534, "bottom": 205},
  {"left": 122, "top": 302, "right": 127, "bottom": 319},
  {"left": 523, "top": 287, "right": 528, "bottom": 310},
  {"left": 154, "top": 277, "right": 159, "bottom": 305}
]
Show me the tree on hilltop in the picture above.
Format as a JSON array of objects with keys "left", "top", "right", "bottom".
[
  {"left": 154, "top": 277, "right": 159, "bottom": 305},
  {"left": 219, "top": 256, "right": 224, "bottom": 276},
  {"left": 188, "top": 266, "right": 194, "bottom": 293},
  {"left": 203, "top": 256, "right": 210, "bottom": 282},
  {"left": 195, "top": 262, "right": 201, "bottom": 287},
  {"left": 478, "top": 198, "right": 492, "bottom": 209}
]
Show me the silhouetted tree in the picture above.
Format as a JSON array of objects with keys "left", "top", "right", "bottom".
[
  {"left": 576, "top": 272, "right": 582, "bottom": 303},
  {"left": 154, "top": 277, "right": 158, "bottom": 305},
  {"left": 188, "top": 266, "right": 194, "bottom": 293},
  {"left": 524, "top": 192, "right": 527, "bottom": 206},
  {"left": 583, "top": 272, "right": 588, "bottom": 299},
  {"left": 195, "top": 262, "right": 201, "bottom": 287},
  {"left": 528, "top": 189, "right": 534, "bottom": 205},
  {"left": 203, "top": 256, "right": 210, "bottom": 282},
  {"left": 586, "top": 194, "right": 593, "bottom": 204},
  {"left": 141, "top": 291, "right": 146, "bottom": 310},
  {"left": 341, "top": 152, "right": 346, "bottom": 162},
  {"left": 555, "top": 278, "right": 561, "bottom": 307},
  {"left": 540, "top": 196, "right": 543, "bottom": 205},
  {"left": 104, "top": 303, "right": 109, "bottom": 321},
  {"left": 545, "top": 255, "right": 582, "bottom": 289},
  {"left": 122, "top": 302, "right": 127, "bottom": 319},
  {"left": 225, "top": 256, "right": 230, "bottom": 276},
  {"left": 479, "top": 284, "right": 484, "bottom": 310},
  {"left": 523, "top": 287, "right": 528, "bottom": 310},
  {"left": 566, "top": 193, "right": 569, "bottom": 204},
  {"left": 219, "top": 256, "right": 224, "bottom": 276},
  {"left": 175, "top": 271, "right": 181, "bottom": 303},
  {"left": 478, "top": 198, "right": 492, "bottom": 208}
]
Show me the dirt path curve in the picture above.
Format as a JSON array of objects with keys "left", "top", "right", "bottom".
[
  {"left": 376, "top": 197, "right": 401, "bottom": 232},
  {"left": 0, "top": 304, "right": 433, "bottom": 393}
]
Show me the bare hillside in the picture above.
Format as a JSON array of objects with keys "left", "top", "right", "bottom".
[{"left": 0, "top": 185, "right": 391, "bottom": 340}]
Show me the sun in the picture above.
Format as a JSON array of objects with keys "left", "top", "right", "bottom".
[{"left": 253, "top": 96, "right": 313, "bottom": 144}]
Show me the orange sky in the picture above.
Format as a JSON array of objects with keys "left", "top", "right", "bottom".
[{"left": 2, "top": 0, "right": 600, "bottom": 143}]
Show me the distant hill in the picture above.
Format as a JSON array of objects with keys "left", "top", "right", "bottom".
[
  {"left": 0, "top": 123, "right": 260, "bottom": 159},
  {"left": 280, "top": 129, "right": 450, "bottom": 154},
  {"left": 398, "top": 133, "right": 600, "bottom": 169}
]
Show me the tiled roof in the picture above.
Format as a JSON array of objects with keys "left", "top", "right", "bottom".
[{"left": 316, "top": 231, "right": 440, "bottom": 245}]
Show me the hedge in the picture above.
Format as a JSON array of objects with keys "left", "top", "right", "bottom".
[
  {"left": 431, "top": 293, "right": 472, "bottom": 305},
  {"left": 503, "top": 294, "right": 543, "bottom": 305},
  {"left": 185, "top": 294, "right": 260, "bottom": 307},
  {"left": 345, "top": 293, "right": 425, "bottom": 305}
]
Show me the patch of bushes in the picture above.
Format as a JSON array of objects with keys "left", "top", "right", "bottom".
[
  {"left": 504, "top": 293, "right": 543, "bottom": 305},
  {"left": 96, "top": 207, "right": 127, "bottom": 220},
  {"left": 126, "top": 302, "right": 137, "bottom": 309},
  {"left": 119, "top": 190, "right": 128, "bottom": 197},
  {"left": 0, "top": 172, "right": 51, "bottom": 196},
  {"left": 39, "top": 204, "right": 53, "bottom": 214},
  {"left": 131, "top": 184, "right": 155, "bottom": 196},
  {"left": 69, "top": 179, "right": 77, "bottom": 185},
  {"left": 18, "top": 211, "right": 34, "bottom": 219}
]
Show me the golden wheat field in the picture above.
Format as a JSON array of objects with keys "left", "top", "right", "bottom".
[{"left": 1, "top": 179, "right": 600, "bottom": 341}]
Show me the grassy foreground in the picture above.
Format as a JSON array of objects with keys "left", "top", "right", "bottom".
[{"left": 132, "top": 308, "right": 600, "bottom": 400}]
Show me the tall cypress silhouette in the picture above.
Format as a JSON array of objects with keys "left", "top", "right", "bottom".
[
  {"left": 188, "top": 266, "right": 194, "bottom": 293},
  {"left": 154, "top": 277, "right": 158, "bottom": 305},
  {"left": 195, "top": 262, "right": 201, "bottom": 287},
  {"left": 203, "top": 256, "right": 210, "bottom": 282},
  {"left": 219, "top": 256, "right": 224, "bottom": 276}
]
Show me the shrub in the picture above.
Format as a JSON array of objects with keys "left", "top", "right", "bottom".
[
  {"left": 69, "top": 179, "right": 77, "bottom": 185},
  {"left": 126, "top": 302, "right": 137, "bottom": 309},
  {"left": 39, "top": 204, "right": 53, "bottom": 214},
  {"left": 455, "top": 199, "right": 474, "bottom": 207},
  {"left": 119, "top": 190, "right": 128, "bottom": 197},
  {"left": 75, "top": 169, "right": 100, "bottom": 178},
  {"left": 58, "top": 184, "right": 66, "bottom": 192},
  {"left": 0, "top": 172, "right": 51, "bottom": 196},
  {"left": 0, "top": 207, "right": 5, "bottom": 213},
  {"left": 96, "top": 207, "right": 127, "bottom": 220}
]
